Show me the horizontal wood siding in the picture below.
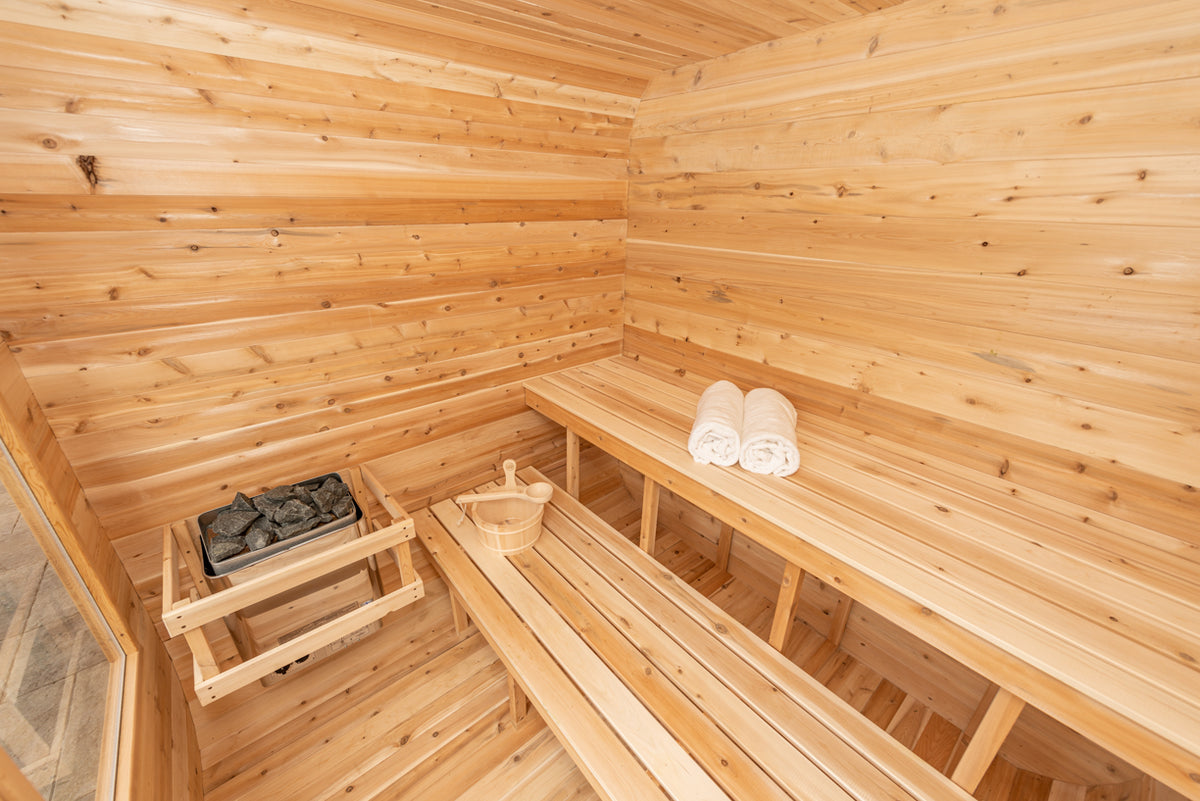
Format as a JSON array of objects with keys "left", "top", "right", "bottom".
[
  {"left": 627, "top": 0, "right": 1199, "bottom": 494},
  {"left": 0, "top": 0, "right": 631, "bottom": 536}
]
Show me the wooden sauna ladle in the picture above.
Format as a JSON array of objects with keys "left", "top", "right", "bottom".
[{"left": 454, "top": 459, "right": 554, "bottom": 506}]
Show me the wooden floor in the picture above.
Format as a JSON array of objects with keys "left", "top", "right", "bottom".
[{"left": 113, "top": 448, "right": 1178, "bottom": 801}]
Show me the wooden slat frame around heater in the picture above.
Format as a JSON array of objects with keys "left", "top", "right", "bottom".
[{"left": 161, "top": 514, "right": 423, "bottom": 705}]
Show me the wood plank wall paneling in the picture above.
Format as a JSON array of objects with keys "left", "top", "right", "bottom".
[
  {"left": 627, "top": 0, "right": 1200, "bottom": 500},
  {"left": 0, "top": 0, "right": 631, "bottom": 536}
]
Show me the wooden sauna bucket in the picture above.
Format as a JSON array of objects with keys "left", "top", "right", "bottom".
[
  {"left": 457, "top": 459, "right": 548, "bottom": 555},
  {"left": 465, "top": 494, "right": 545, "bottom": 555}
]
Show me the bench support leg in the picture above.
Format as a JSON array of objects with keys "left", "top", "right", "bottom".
[
  {"left": 449, "top": 588, "right": 471, "bottom": 638},
  {"left": 950, "top": 686, "right": 1026, "bottom": 792},
  {"left": 389, "top": 536, "right": 417, "bottom": 588},
  {"left": 639, "top": 478, "right": 661, "bottom": 555},
  {"left": 769, "top": 562, "right": 806, "bottom": 652},
  {"left": 566, "top": 429, "right": 581, "bottom": 499},
  {"left": 508, "top": 673, "right": 529, "bottom": 725},
  {"left": 828, "top": 595, "right": 854, "bottom": 648},
  {"left": 715, "top": 521, "right": 734, "bottom": 573}
]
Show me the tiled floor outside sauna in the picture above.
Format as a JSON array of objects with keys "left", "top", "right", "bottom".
[{"left": 0, "top": 482, "right": 107, "bottom": 801}]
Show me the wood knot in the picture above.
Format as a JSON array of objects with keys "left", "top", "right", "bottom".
[{"left": 76, "top": 154, "right": 99, "bottom": 189}]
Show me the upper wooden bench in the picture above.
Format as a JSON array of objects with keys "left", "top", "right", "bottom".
[
  {"left": 523, "top": 356, "right": 1200, "bottom": 800},
  {"left": 415, "top": 466, "right": 973, "bottom": 801}
]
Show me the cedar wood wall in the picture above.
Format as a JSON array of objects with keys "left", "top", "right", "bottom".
[
  {"left": 0, "top": 0, "right": 1195, "bottom": 532},
  {"left": 0, "top": 0, "right": 1193, "bottom": 798},
  {"left": 626, "top": 0, "right": 1198, "bottom": 528},
  {"left": 0, "top": 0, "right": 630, "bottom": 535}
]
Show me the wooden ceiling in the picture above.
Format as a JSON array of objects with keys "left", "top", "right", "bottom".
[{"left": 204, "top": 0, "right": 910, "bottom": 96}]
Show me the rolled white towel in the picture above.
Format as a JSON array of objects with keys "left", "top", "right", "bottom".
[
  {"left": 738, "top": 388, "right": 800, "bottom": 477},
  {"left": 688, "top": 380, "right": 744, "bottom": 466}
]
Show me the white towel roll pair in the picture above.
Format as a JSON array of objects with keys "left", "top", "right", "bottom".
[{"left": 687, "top": 381, "right": 800, "bottom": 477}]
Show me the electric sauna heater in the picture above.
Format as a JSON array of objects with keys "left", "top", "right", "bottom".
[{"left": 195, "top": 473, "right": 378, "bottom": 684}]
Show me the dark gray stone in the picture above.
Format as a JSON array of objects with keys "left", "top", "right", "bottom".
[
  {"left": 210, "top": 509, "right": 259, "bottom": 538},
  {"left": 209, "top": 538, "right": 245, "bottom": 561},
  {"left": 320, "top": 476, "right": 348, "bottom": 496},
  {"left": 332, "top": 498, "right": 356, "bottom": 519},
  {"left": 230, "top": 492, "right": 255, "bottom": 513},
  {"left": 252, "top": 494, "right": 283, "bottom": 521},
  {"left": 312, "top": 486, "right": 339, "bottom": 514},
  {"left": 276, "top": 518, "right": 319, "bottom": 541},
  {"left": 292, "top": 485, "right": 316, "bottom": 508},
  {"left": 262, "top": 484, "right": 295, "bottom": 502},
  {"left": 245, "top": 526, "right": 273, "bottom": 551},
  {"left": 275, "top": 498, "right": 317, "bottom": 526}
]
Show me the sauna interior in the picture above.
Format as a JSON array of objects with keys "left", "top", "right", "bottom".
[{"left": 0, "top": 0, "right": 1197, "bottom": 798}]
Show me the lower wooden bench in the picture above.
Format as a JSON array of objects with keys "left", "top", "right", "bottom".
[{"left": 414, "top": 466, "right": 972, "bottom": 801}]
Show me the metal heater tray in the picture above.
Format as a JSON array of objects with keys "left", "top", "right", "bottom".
[{"left": 198, "top": 472, "right": 362, "bottom": 578}]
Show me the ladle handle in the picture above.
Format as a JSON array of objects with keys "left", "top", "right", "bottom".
[{"left": 503, "top": 458, "right": 517, "bottom": 490}]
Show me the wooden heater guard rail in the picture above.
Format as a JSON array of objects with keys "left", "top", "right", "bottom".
[{"left": 161, "top": 468, "right": 423, "bottom": 706}]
